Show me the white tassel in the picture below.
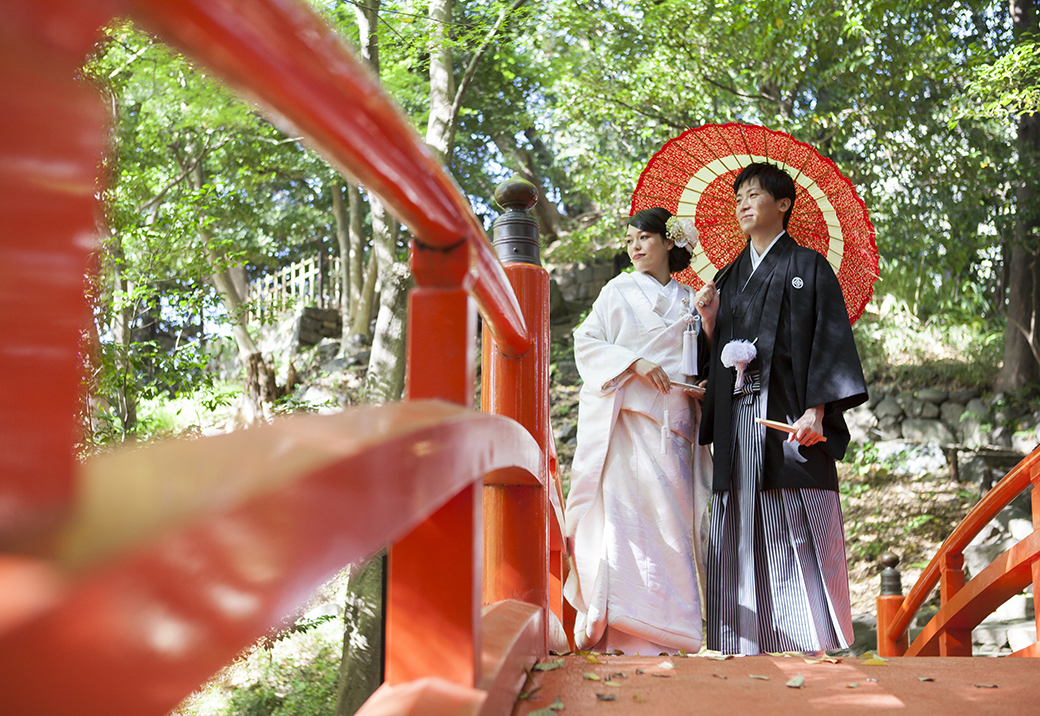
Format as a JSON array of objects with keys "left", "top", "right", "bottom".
[
  {"left": 661, "top": 409, "right": 670, "bottom": 454},
  {"left": 682, "top": 314, "right": 700, "bottom": 377}
]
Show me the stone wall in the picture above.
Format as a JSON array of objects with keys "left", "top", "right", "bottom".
[
  {"left": 849, "top": 386, "right": 1040, "bottom": 456},
  {"left": 546, "top": 257, "right": 619, "bottom": 319}
]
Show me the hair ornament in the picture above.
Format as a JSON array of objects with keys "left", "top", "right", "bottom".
[{"left": 665, "top": 216, "right": 699, "bottom": 253}]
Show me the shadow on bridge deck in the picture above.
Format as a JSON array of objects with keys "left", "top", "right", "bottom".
[{"left": 513, "top": 653, "right": 1040, "bottom": 715}]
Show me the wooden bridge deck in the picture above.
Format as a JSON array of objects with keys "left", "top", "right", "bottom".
[{"left": 513, "top": 653, "right": 1040, "bottom": 715}]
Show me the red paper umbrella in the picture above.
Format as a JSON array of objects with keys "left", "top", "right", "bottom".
[{"left": 630, "top": 123, "right": 879, "bottom": 324}]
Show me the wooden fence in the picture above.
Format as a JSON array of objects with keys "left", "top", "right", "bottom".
[{"left": 248, "top": 252, "right": 343, "bottom": 323}]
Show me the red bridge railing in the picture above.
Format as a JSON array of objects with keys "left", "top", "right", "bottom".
[
  {"left": 0, "top": 0, "right": 563, "bottom": 714},
  {"left": 877, "top": 447, "right": 1040, "bottom": 658}
]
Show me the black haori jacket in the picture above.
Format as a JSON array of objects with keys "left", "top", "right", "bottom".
[{"left": 698, "top": 233, "right": 868, "bottom": 493}]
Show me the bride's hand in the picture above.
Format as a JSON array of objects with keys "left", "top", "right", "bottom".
[{"left": 632, "top": 358, "right": 671, "bottom": 393}]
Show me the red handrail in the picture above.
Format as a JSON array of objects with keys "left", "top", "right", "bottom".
[
  {"left": 879, "top": 446, "right": 1040, "bottom": 656},
  {"left": 0, "top": 402, "right": 540, "bottom": 715}
]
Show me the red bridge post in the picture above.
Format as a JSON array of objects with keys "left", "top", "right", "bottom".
[
  {"left": 482, "top": 176, "right": 552, "bottom": 650},
  {"left": 385, "top": 238, "right": 481, "bottom": 687}
]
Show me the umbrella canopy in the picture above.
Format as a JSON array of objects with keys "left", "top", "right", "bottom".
[{"left": 630, "top": 123, "right": 879, "bottom": 324}]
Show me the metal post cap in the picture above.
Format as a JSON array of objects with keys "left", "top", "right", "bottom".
[
  {"left": 494, "top": 174, "right": 538, "bottom": 212},
  {"left": 492, "top": 174, "right": 540, "bottom": 266}
]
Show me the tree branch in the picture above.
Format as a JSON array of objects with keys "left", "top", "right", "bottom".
[{"left": 449, "top": 0, "right": 529, "bottom": 128}]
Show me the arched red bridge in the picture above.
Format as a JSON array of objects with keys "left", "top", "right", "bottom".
[{"left": 1, "top": 2, "right": 1039, "bottom": 715}]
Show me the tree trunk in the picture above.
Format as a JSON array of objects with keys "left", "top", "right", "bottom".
[
  {"left": 996, "top": 0, "right": 1040, "bottom": 391},
  {"left": 334, "top": 551, "right": 385, "bottom": 716},
  {"left": 362, "top": 260, "right": 412, "bottom": 403},
  {"left": 426, "top": 0, "right": 456, "bottom": 165},
  {"left": 332, "top": 182, "right": 352, "bottom": 330},
  {"left": 349, "top": 250, "right": 378, "bottom": 339},
  {"left": 109, "top": 236, "right": 138, "bottom": 437},
  {"left": 349, "top": 181, "right": 366, "bottom": 319}
]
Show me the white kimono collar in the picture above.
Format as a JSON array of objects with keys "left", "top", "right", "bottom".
[{"left": 631, "top": 270, "right": 681, "bottom": 318}]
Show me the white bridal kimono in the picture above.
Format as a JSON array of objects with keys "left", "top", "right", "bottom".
[{"left": 563, "top": 271, "right": 712, "bottom": 655}]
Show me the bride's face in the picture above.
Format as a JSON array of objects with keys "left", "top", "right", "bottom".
[{"left": 625, "top": 225, "right": 673, "bottom": 281}]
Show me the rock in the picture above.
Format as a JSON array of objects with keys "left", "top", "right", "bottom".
[
  {"left": 897, "top": 391, "right": 924, "bottom": 418},
  {"left": 920, "top": 402, "right": 940, "bottom": 420},
  {"left": 957, "top": 453, "right": 992, "bottom": 488},
  {"left": 917, "top": 388, "right": 948, "bottom": 404},
  {"left": 877, "top": 415, "right": 903, "bottom": 440},
  {"left": 549, "top": 278, "right": 571, "bottom": 320},
  {"left": 1007, "top": 622, "right": 1038, "bottom": 652},
  {"left": 874, "top": 396, "right": 904, "bottom": 420},
  {"left": 829, "top": 613, "right": 877, "bottom": 657},
  {"left": 1008, "top": 518, "right": 1034, "bottom": 541},
  {"left": 1013, "top": 431, "right": 1039, "bottom": 455},
  {"left": 950, "top": 389, "right": 981, "bottom": 403},
  {"left": 876, "top": 440, "right": 947, "bottom": 474},
  {"left": 959, "top": 413, "right": 988, "bottom": 448},
  {"left": 315, "top": 339, "right": 340, "bottom": 361},
  {"left": 995, "top": 593, "right": 1031, "bottom": 621},
  {"left": 322, "top": 356, "right": 358, "bottom": 373},
  {"left": 965, "top": 398, "right": 989, "bottom": 417},
  {"left": 900, "top": 419, "right": 955, "bottom": 445},
  {"left": 991, "top": 426, "right": 1014, "bottom": 449},
  {"left": 940, "top": 401, "right": 966, "bottom": 428},
  {"left": 973, "top": 621, "right": 1010, "bottom": 648},
  {"left": 867, "top": 386, "right": 885, "bottom": 410},
  {"left": 554, "top": 422, "right": 577, "bottom": 443},
  {"left": 847, "top": 405, "right": 876, "bottom": 444}
]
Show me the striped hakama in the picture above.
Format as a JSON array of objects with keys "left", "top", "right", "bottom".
[{"left": 705, "top": 387, "right": 854, "bottom": 655}]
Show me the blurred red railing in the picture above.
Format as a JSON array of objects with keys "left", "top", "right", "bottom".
[
  {"left": 877, "top": 447, "right": 1040, "bottom": 658},
  {"left": 0, "top": 0, "right": 563, "bottom": 714}
]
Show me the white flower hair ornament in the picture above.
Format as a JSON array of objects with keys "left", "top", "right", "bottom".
[
  {"left": 665, "top": 216, "right": 699, "bottom": 253},
  {"left": 720, "top": 339, "right": 757, "bottom": 390}
]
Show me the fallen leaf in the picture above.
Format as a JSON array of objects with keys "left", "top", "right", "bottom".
[
  {"left": 596, "top": 693, "right": 618, "bottom": 701},
  {"left": 605, "top": 649, "right": 623, "bottom": 656},
  {"left": 604, "top": 680, "right": 622, "bottom": 687},
  {"left": 610, "top": 672, "right": 628, "bottom": 679},
  {"left": 804, "top": 655, "right": 841, "bottom": 664},
  {"left": 527, "top": 697, "right": 565, "bottom": 716},
  {"left": 635, "top": 669, "right": 645, "bottom": 675},
  {"left": 518, "top": 685, "right": 541, "bottom": 700},
  {"left": 633, "top": 694, "right": 646, "bottom": 703},
  {"left": 786, "top": 675, "right": 805, "bottom": 689},
  {"left": 713, "top": 674, "right": 728, "bottom": 680},
  {"left": 918, "top": 677, "right": 934, "bottom": 682},
  {"left": 866, "top": 678, "right": 879, "bottom": 683},
  {"left": 657, "top": 661, "right": 676, "bottom": 669},
  {"left": 707, "top": 654, "right": 734, "bottom": 661},
  {"left": 975, "top": 684, "right": 998, "bottom": 689},
  {"left": 533, "top": 658, "right": 566, "bottom": 672},
  {"left": 586, "top": 654, "right": 604, "bottom": 664},
  {"left": 583, "top": 672, "right": 601, "bottom": 681},
  {"left": 649, "top": 673, "right": 671, "bottom": 678},
  {"left": 847, "top": 683, "right": 859, "bottom": 689},
  {"left": 861, "top": 653, "right": 888, "bottom": 663},
  {"left": 749, "top": 675, "right": 770, "bottom": 680},
  {"left": 861, "top": 658, "right": 888, "bottom": 666}
]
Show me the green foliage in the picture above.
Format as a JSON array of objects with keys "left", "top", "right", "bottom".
[
  {"left": 175, "top": 614, "right": 342, "bottom": 716},
  {"left": 853, "top": 294, "right": 1004, "bottom": 390},
  {"left": 954, "top": 37, "right": 1040, "bottom": 120}
]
